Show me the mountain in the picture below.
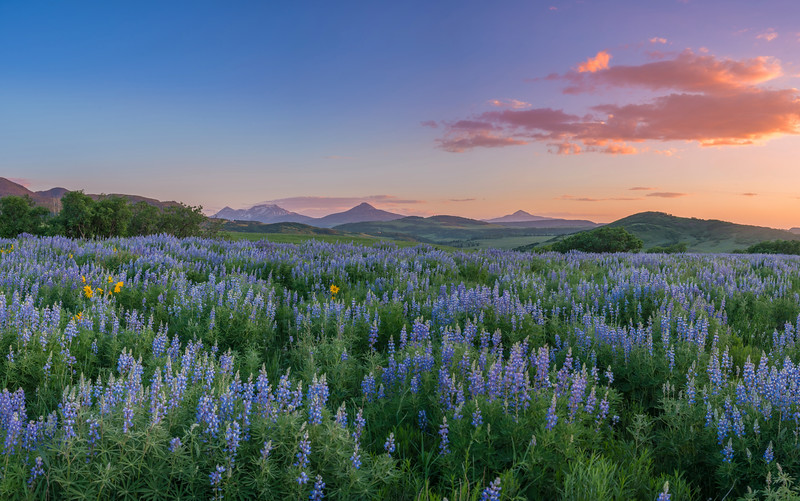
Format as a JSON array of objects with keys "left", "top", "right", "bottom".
[
  {"left": 605, "top": 212, "right": 800, "bottom": 252},
  {"left": 790, "top": 228, "right": 800, "bottom": 235},
  {"left": 213, "top": 204, "right": 315, "bottom": 224},
  {"left": 337, "top": 215, "right": 588, "bottom": 249},
  {"left": 314, "top": 203, "right": 404, "bottom": 228},
  {"left": 486, "top": 210, "right": 552, "bottom": 223},
  {"left": 0, "top": 177, "right": 179, "bottom": 211}
]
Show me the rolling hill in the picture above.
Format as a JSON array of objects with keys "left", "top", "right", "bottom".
[
  {"left": 520, "top": 212, "right": 800, "bottom": 253},
  {"left": 336, "top": 215, "right": 590, "bottom": 249}
]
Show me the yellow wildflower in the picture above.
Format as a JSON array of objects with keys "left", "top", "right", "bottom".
[
  {"left": 114, "top": 281, "right": 123, "bottom": 294},
  {"left": 108, "top": 276, "right": 113, "bottom": 283},
  {"left": 330, "top": 285, "right": 340, "bottom": 295},
  {"left": 81, "top": 276, "right": 86, "bottom": 284},
  {"left": 83, "top": 285, "right": 93, "bottom": 298}
]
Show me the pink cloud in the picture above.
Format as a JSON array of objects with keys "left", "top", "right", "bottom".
[
  {"left": 437, "top": 131, "right": 527, "bottom": 152},
  {"left": 741, "top": 192, "right": 758, "bottom": 196},
  {"left": 577, "top": 51, "right": 611, "bottom": 73},
  {"left": 647, "top": 192, "right": 686, "bottom": 198},
  {"left": 434, "top": 49, "right": 800, "bottom": 154},
  {"left": 629, "top": 186, "right": 654, "bottom": 191},
  {"left": 420, "top": 120, "right": 439, "bottom": 128},
  {"left": 7, "top": 177, "right": 32, "bottom": 187},
  {"left": 757, "top": 29, "right": 778, "bottom": 42},
  {"left": 649, "top": 37, "right": 668, "bottom": 44},
  {"left": 488, "top": 99, "right": 532, "bottom": 109}
]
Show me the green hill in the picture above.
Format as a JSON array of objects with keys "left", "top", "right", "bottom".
[
  {"left": 336, "top": 216, "right": 591, "bottom": 249},
  {"left": 522, "top": 212, "right": 800, "bottom": 253},
  {"left": 606, "top": 212, "right": 800, "bottom": 252}
]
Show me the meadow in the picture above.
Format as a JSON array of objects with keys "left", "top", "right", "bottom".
[{"left": 1, "top": 234, "right": 799, "bottom": 500}]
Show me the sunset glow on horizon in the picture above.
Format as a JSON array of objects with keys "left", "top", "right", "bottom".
[{"left": 2, "top": 1, "right": 799, "bottom": 227}]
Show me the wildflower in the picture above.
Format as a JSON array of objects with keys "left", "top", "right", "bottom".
[
  {"left": 310, "top": 475, "right": 325, "bottom": 500},
  {"left": 657, "top": 481, "right": 671, "bottom": 501},
  {"left": 169, "top": 437, "right": 182, "bottom": 452},
  {"left": 28, "top": 456, "right": 44, "bottom": 488},
  {"left": 330, "top": 285, "right": 340, "bottom": 295},
  {"left": 384, "top": 432, "right": 396, "bottom": 456},
  {"left": 350, "top": 441, "right": 362, "bottom": 469},
  {"left": 209, "top": 464, "right": 225, "bottom": 498},
  {"left": 545, "top": 394, "right": 558, "bottom": 431},
  {"left": 438, "top": 417, "right": 450, "bottom": 455},
  {"left": 114, "top": 282, "right": 123, "bottom": 293},
  {"left": 481, "top": 477, "right": 502, "bottom": 501},
  {"left": 83, "top": 285, "right": 93, "bottom": 298},
  {"left": 764, "top": 441, "right": 774, "bottom": 463},
  {"left": 295, "top": 429, "right": 311, "bottom": 482}
]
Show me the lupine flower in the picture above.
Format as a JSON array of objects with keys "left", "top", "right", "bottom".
[
  {"left": 545, "top": 394, "right": 558, "bottom": 431},
  {"left": 764, "top": 441, "right": 774, "bottom": 463},
  {"left": 310, "top": 475, "right": 325, "bottom": 500},
  {"left": 28, "top": 456, "right": 44, "bottom": 488},
  {"left": 384, "top": 432, "right": 395, "bottom": 456},
  {"left": 657, "top": 481, "right": 671, "bottom": 501},
  {"left": 169, "top": 437, "right": 182, "bottom": 452},
  {"left": 438, "top": 417, "right": 450, "bottom": 455},
  {"left": 481, "top": 477, "right": 501, "bottom": 501}
]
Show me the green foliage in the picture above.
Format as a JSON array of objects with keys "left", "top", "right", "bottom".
[
  {"left": 646, "top": 242, "right": 688, "bottom": 254},
  {"left": 91, "top": 195, "right": 133, "bottom": 238},
  {"left": 0, "top": 195, "right": 50, "bottom": 237},
  {"left": 57, "top": 190, "right": 95, "bottom": 238},
  {"left": 552, "top": 227, "right": 643, "bottom": 253},
  {"left": 744, "top": 240, "right": 800, "bottom": 256}
]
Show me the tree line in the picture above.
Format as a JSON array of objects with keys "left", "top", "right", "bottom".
[{"left": 0, "top": 191, "right": 221, "bottom": 239}]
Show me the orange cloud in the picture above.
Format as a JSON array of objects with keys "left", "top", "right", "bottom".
[
  {"left": 629, "top": 186, "right": 654, "bottom": 191},
  {"left": 563, "top": 50, "right": 782, "bottom": 94},
  {"left": 434, "top": 49, "right": 800, "bottom": 154},
  {"left": 577, "top": 51, "right": 611, "bottom": 73}
]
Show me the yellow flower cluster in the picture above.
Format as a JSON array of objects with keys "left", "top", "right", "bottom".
[
  {"left": 330, "top": 284, "right": 340, "bottom": 295},
  {"left": 81, "top": 277, "right": 124, "bottom": 298},
  {"left": 0, "top": 244, "right": 14, "bottom": 254}
]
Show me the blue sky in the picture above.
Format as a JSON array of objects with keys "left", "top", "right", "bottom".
[{"left": 2, "top": 1, "right": 799, "bottom": 225}]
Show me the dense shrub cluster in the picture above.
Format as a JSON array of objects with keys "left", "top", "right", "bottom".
[
  {"left": 0, "top": 235, "right": 799, "bottom": 499},
  {"left": 744, "top": 240, "right": 800, "bottom": 256},
  {"left": 0, "top": 192, "right": 217, "bottom": 239},
  {"left": 551, "top": 227, "right": 644, "bottom": 253}
]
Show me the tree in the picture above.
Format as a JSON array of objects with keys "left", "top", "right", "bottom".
[
  {"left": 552, "top": 227, "right": 643, "bottom": 253},
  {"left": 0, "top": 195, "right": 50, "bottom": 237},
  {"left": 91, "top": 196, "right": 132, "bottom": 237},
  {"left": 129, "top": 201, "right": 161, "bottom": 236},
  {"left": 157, "top": 203, "right": 206, "bottom": 238},
  {"left": 57, "top": 191, "right": 95, "bottom": 238}
]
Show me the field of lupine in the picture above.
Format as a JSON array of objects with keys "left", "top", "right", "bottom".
[{"left": 1, "top": 235, "right": 800, "bottom": 500}]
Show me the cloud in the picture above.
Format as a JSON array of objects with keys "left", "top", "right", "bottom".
[
  {"left": 646, "top": 192, "right": 686, "bottom": 198},
  {"left": 741, "top": 192, "right": 758, "bottom": 196},
  {"left": 577, "top": 51, "right": 611, "bottom": 73},
  {"left": 649, "top": 37, "right": 668, "bottom": 44},
  {"left": 488, "top": 99, "right": 532, "bottom": 109},
  {"left": 259, "top": 195, "right": 425, "bottom": 216},
  {"left": 433, "top": 49, "right": 800, "bottom": 154},
  {"left": 757, "top": 28, "right": 778, "bottom": 42},
  {"left": 562, "top": 49, "right": 782, "bottom": 94},
  {"left": 559, "top": 195, "right": 642, "bottom": 202},
  {"left": 629, "top": 186, "right": 654, "bottom": 191},
  {"left": 549, "top": 6, "right": 557, "bottom": 11},
  {"left": 420, "top": 120, "right": 439, "bottom": 128},
  {"left": 449, "top": 198, "right": 476, "bottom": 202},
  {"left": 437, "top": 131, "right": 527, "bottom": 152}
]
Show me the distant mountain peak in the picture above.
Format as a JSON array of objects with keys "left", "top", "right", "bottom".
[{"left": 486, "top": 210, "right": 553, "bottom": 223}]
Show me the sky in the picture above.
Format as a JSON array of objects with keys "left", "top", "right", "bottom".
[{"left": 2, "top": 0, "right": 800, "bottom": 226}]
